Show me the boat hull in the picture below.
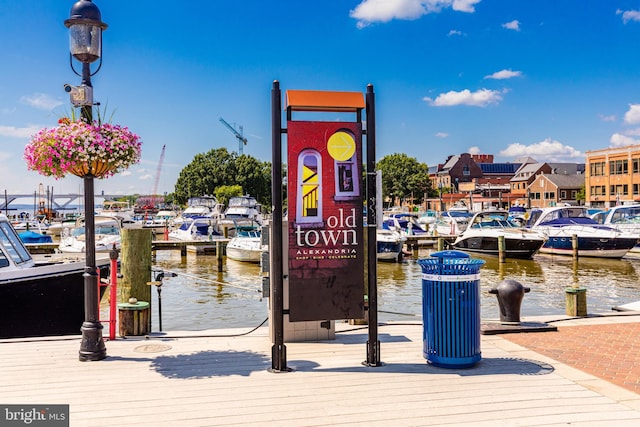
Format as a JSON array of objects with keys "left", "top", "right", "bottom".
[
  {"left": 0, "top": 260, "right": 110, "bottom": 339},
  {"left": 377, "top": 240, "right": 404, "bottom": 262},
  {"left": 453, "top": 235, "right": 545, "bottom": 259},
  {"left": 539, "top": 236, "right": 638, "bottom": 258}
]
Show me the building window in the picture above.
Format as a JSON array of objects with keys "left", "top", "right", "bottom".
[
  {"left": 590, "top": 161, "right": 606, "bottom": 176},
  {"left": 561, "top": 190, "right": 566, "bottom": 199},
  {"left": 571, "top": 190, "right": 577, "bottom": 199},
  {"left": 634, "top": 184, "right": 640, "bottom": 195},
  {"left": 544, "top": 192, "right": 556, "bottom": 199},
  {"left": 296, "top": 149, "right": 322, "bottom": 225},
  {"left": 609, "top": 159, "right": 628, "bottom": 175},
  {"left": 633, "top": 159, "right": 640, "bottom": 174}
]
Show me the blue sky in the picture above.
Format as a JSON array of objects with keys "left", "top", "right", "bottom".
[{"left": 2, "top": 0, "right": 640, "bottom": 197}]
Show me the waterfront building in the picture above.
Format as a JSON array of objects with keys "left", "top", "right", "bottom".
[{"left": 586, "top": 144, "right": 640, "bottom": 208}]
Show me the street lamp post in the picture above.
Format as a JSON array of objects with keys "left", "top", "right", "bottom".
[{"left": 65, "top": 0, "right": 108, "bottom": 362}]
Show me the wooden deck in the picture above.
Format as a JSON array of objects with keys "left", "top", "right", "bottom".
[{"left": 1, "top": 317, "right": 640, "bottom": 426}]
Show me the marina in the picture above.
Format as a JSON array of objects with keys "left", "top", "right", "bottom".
[{"left": 141, "top": 247, "right": 640, "bottom": 332}]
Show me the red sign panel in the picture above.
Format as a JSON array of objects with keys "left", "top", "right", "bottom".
[{"left": 287, "top": 121, "right": 365, "bottom": 321}]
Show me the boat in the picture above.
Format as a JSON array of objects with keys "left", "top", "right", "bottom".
[
  {"left": 222, "top": 196, "right": 264, "bottom": 226},
  {"left": 432, "top": 210, "right": 473, "bottom": 236},
  {"left": 18, "top": 230, "right": 53, "bottom": 244},
  {"left": 381, "top": 213, "right": 428, "bottom": 237},
  {"left": 58, "top": 215, "right": 122, "bottom": 253},
  {"left": 225, "top": 225, "right": 263, "bottom": 263},
  {"left": 168, "top": 216, "right": 224, "bottom": 241},
  {"left": 590, "top": 204, "right": 640, "bottom": 256},
  {"left": 526, "top": 206, "right": 639, "bottom": 258},
  {"left": 173, "top": 196, "right": 224, "bottom": 226},
  {"left": 140, "top": 209, "right": 179, "bottom": 235},
  {"left": 376, "top": 228, "right": 406, "bottom": 262},
  {"left": 417, "top": 210, "right": 437, "bottom": 228},
  {"left": 451, "top": 209, "right": 547, "bottom": 259},
  {"left": 98, "top": 200, "right": 137, "bottom": 227},
  {"left": 0, "top": 213, "right": 110, "bottom": 338}
]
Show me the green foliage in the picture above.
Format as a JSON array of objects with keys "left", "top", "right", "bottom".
[
  {"left": 214, "top": 185, "right": 243, "bottom": 206},
  {"left": 376, "top": 153, "right": 432, "bottom": 203},
  {"left": 172, "top": 148, "right": 272, "bottom": 207}
]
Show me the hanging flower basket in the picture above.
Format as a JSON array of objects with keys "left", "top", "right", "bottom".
[{"left": 24, "top": 118, "right": 142, "bottom": 179}]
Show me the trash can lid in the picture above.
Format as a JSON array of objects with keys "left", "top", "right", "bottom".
[
  {"left": 117, "top": 301, "right": 150, "bottom": 310},
  {"left": 430, "top": 250, "right": 470, "bottom": 259}
]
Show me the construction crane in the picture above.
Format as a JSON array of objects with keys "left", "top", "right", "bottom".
[
  {"left": 219, "top": 117, "right": 248, "bottom": 155},
  {"left": 149, "top": 144, "right": 166, "bottom": 208}
]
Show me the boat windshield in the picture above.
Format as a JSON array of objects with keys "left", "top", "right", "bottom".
[
  {"left": 0, "top": 220, "right": 33, "bottom": 267},
  {"left": 611, "top": 206, "right": 640, "bottom": 224}
]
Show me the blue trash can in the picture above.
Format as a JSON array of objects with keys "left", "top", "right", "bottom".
[{"left": 418, "top": 250, "right": 485, "bottom": 368}]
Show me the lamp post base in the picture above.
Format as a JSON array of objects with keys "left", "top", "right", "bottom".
[{"left": 79, "top": 321, "right": 107, "bottom": 362}]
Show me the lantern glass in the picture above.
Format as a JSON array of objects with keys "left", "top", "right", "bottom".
[{"left": 69, "top": 23, "right": 101, "bottom": 63}]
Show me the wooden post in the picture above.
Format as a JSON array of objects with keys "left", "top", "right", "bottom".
[
  {"left": 498, "top": 235, "right": 505, "bottom": 263},
  {"left": 120, "top": 228, "right": 153, "bottom": 314},
  {"left": 566, "top": 287, "right": 587, "bottom": 316},
  {"left": 572, "top": 234, "right": 578, "bottom": 259},
  {"left": 217, "top": 240, "right": 225, "bottom": 272},
  {"left": 437, "top": 237, "right": 444, "bottom": 251}
]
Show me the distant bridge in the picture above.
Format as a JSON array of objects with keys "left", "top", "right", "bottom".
[{"left": 0, "top": 193, "right": 127, "bottom": 213}]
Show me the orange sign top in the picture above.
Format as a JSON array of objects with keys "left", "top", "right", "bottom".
[{"left": 286, "top": 90, "right": 365, "bottom": 112}]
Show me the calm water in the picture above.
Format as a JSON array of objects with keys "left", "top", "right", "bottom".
[{"left": 142, "top": 248, "right": 640, "bottom": 332}]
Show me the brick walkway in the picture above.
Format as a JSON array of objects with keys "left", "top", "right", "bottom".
[{"left": 503, "top": 322, "right": 640, "bottom": 394}]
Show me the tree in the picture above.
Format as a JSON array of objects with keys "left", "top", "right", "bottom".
[
  {"left": 214, "top": 185, "right": 243, "bottom": 207},
  {"left": 172, "top": 148, "right": 272, "bottom": 207},
  {"left": 376, "top": 153, "right": 431, "bottom": 206}
]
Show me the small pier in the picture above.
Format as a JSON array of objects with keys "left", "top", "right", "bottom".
[{"left": 26, "top": 239, "right": 230, "bottom": 257}]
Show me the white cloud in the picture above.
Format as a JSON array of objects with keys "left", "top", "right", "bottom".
[
  {"left": 499, "top": 138, "right": 582, "bottom": 162},
  {"left": 20, "top": 93, "right": 63, "bottom": 111},
  {"left": 423, "top": 88, "right": 504, "bottom": 107},
  {"left": 485, "top": 69, "right": 522, "bottom": 80},
  {"left": 617, "top": 9, "right": 640, "bottom": 24},
  {"left": 121, "top": 170, "right": 132, "bottom": 176},
  {"left": 610, "top": 133, "right": 640, "bottom": 147},
  {"left": 598, "top": 114, "right": 616, "bottom": 122},
  {"left": 447, "top": 29, "right": 464, "bottom": 37},
  {"left": 0, "top": 125, "right": 40, "bottom": 138},
  {"left": 624, "top": 128, "right": 640, "bottom": 136},
  {"left": 502, "top": 20, "right": 520, "bottom": 31},
  {"left": 350, "top": 0, "right": 481, "bottom": 28},
  {"left": 624, "top": 104, "right": 640, "bottom": 124},
  {"left": 139, "top": 174, "right": 153, "bottom": 181},
  {"left": 435, "top": 132, "right": 449, "bottom": 138},
  {"left": 468, "top": 146, "right": 481, "bottom": 155}
]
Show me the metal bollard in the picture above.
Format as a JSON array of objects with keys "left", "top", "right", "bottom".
[{"left": 489, "top": 279, "right": 530, "bottom": 325}]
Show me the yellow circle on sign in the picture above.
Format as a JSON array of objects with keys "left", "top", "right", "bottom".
[{"left": 327, "top": 131, "right": 356, "bottom": 161}]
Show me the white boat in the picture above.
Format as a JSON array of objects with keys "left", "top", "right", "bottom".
[
  {"left": 590, "top": 204, "right": 640, "bottom": 256},
  {"left": 221, "top": 196, "right": 264, "bottom": 226},
  {"left": 417, "top": 210, "right": 437, "bottom": 227},
  {"left": 526, "top": 206, "right": 639, "bottom": 258},
  {"left": 0, "top": 214, "right": 110, "bottom": 338},
  {"left": 58, "top": 215, "right": 122, "bottom": 253},
  {"left": 47, "top": 217, "right": 78, "bottom": 237},
  {"left": 380, "top": 213, "right": 428, "bottom": 238},
  {"left": 174, "top": 196, "right": 224, "bottom": 226},
  {"left": 452, "top": 210, "right": 547, "bottom": 259},
  {"left": 168, "top": 217, "right": 224, "bottom": 241},
  {"left": 98, "top": 200, "right": 137, "bottom": 227},
  {"left": 141, "top": 209, "right": 179, "bottom": 235},
  {"left": 226, "top": 226, "right": 263, "bottom": 263},
  {"left": 376, "top": 228, "right": 406, "bottom": 262},
  {"left": 432, "top": 210, "right": 473, "bottom": 236}
]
